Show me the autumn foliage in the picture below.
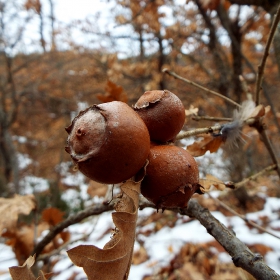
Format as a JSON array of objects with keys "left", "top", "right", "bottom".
[{"left": 1, "top": 0, "right": 280, "bottom": 279}]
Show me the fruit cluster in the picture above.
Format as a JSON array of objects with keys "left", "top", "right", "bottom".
[{"left": 65, "top": 90, "right": 200, "bottom": 208}]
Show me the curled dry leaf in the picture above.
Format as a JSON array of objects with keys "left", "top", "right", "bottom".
[
  {"left": 185, "top": 105, "right": 199, "bottom": 116},
  {"left": 9, "top": 255, "right": 51, "bottom": 280},
  {"left": 187, "top": 135, "right": 223, "bottom": 157},
  {"left": 245, "top": 104, "right": 271, "bottom": 125},
  {"left": 199, "top": 174, "right": 225, "bottom": 193},
  {"left": 0, "top": 194, "right": 36, "bottom": 233},
  {"left": 67, "top": 180, "right": 141, "bottom": 280}
]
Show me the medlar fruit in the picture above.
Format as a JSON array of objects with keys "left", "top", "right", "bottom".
[
  {"left": 140, "top": 145, "right": 199, "bottom": 208},
  {"left": 133, "top": 90, "right": 185, "bottom": 143},
  {"left": 65, "top": 101, "right": 150, "bottom": 184}
]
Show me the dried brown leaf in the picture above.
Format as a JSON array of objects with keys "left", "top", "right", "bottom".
[
  {"left": 97, "top": 80, "right": 128, "bottom": 103},
  {"left": 0, "top": 194, "right": 36, "bottom": 233},
  {"left": 185, "top": 105, "right": 199, "bottom": 116},
  {"left": 248, "top": 104, "right": 265, "bottom": 119},
  {"left": 265, "top": 105, "right": 271, "bottom": 115},
  {"left": 199, "top": 174, "right": 225, "bottom": 193},
  {"left": 187, "top": 135, "right": 223, "bottom": 157},
  {"left": 132, "top": 246, "right": 148, "bottom": 265},
  {"left": 9, "top": 255, "right": 50, "bottom": 280},
  {"left": 67, "top": 180, "right": 140, "bottom": 280},
  {"left": 41, "top": 207, "right": 64, "bottom": 226},
  {"left": 200, "top": 0, "right": 231, "bottom": 11},
  {"left": 245, "top": 104, "right": 271, "bottom": 126},
  {"left": 87, "top": 181, "right": 108, "bottom": 197}
]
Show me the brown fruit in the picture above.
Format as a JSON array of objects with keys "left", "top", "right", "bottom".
[
  {"left": 133, "top": 90, "right": 185, "bottom": 143},
  {"left": 140, "top": 145, "right": 199, "bottom": 208},
  {"left": 65, "top": 101, "right": 150, "bottom": 184}
]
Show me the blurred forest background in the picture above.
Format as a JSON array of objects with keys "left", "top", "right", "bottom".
[{"left": 1, "top": 0, "right": 280, "bottom": 279}]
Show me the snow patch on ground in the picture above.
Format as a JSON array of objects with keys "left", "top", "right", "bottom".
[
  {"left": 1, "top": 178, "right": 280, "bottom": 279},
  {"left": 20, "top": 176, "right": 49, "bottom": 194}
]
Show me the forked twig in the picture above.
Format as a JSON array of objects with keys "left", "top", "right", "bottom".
[
  {"left": 208, "top": 193, "right": 280, "bottom": 240},
  {"left": 162, "top": 68, "right": 241, "bottom": 108},
  {"left": 255, "top": 4, "right": 280, "bottom": 105}
]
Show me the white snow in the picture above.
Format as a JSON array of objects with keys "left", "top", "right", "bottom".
[
  {"left": 17, "top": 153, "right": 32, "bottom": 169},
  {"left": 20, "top": 176, "right": 49, "bottom": 194},
  {"left": 1, "top": 172, "right": 280, "bottom": 279}
]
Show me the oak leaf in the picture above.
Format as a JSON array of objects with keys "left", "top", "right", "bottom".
[
  {"left": 200, "top": 0, "right": 231, "bottom": 11},
  {"left": 185, "top": 105, "right": 199, "bottom": 116},
  {"left": 97, "top": 80, "right": 128, "bottom": 103},
  {"left": 245, "top": 104, "right": 271, "bottom": 125},
  {"left": 199, "top": 174, "right": 225, "bottom": 193},
  {"left": 41, "top": 207, "right": 64, "bottom": 226},
  {"left": 187, "top": 135, "right": 223, "bottom": 157},
  {"left": 0, "top": 194, "right": 36, "bottom": 233},
  {"left": 67, "top": 180, "right": 140, "bottom": 280},
  {"left": 3, "top": 222, "right": 49, "bottom": 265},
  {"left": 9, "top": 255, "right": 51, "bottom": 280}
]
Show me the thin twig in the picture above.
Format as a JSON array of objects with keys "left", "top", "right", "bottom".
[
  {"left": 200, "top": 164, "right": 278, "bottom": 191},
  {"left": 176, "top": 125, "right": 222, "bottom": 140},
  {"left": 235, "top": 164, "right": 278, "bottom": 189},
  {"left": 192, "top": 115, "right": 232, "bottom": 122},
  {"left": 37, "top": 215, "right": 100, "bottom": 262},
  {"left": 253, "top": 122, "right": 280, "bottom": 178},
  {"left": 208, "top": 194, "right": 280, "bottom": 240},
  {"left": 37, "top": 231, "right": 92, "bottom": 262},
  {"left": 255, "top": 4, "right": 280, "bottom": 105},
  {"left": 162, "top": 68, "right": 241, "bottom": 108},
  {"left": 31, "top": 202, "right": 114, "bottom": 259}
]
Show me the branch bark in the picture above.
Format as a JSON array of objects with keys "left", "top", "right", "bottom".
[
  {"left": 31, "top": 199, "right": 280, "bottom": 280},
  {"left": 228, "top": 0, "right": 279, "bottom": 12},
  {"left": 181, "top": 199, "right": 280, "bottom": 280},
  {"left": 31, "top": 202, "right": 114, "bottom": 258}
]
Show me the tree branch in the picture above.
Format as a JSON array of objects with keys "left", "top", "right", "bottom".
[
  {"left": 191, "top": 115, "right": 232, "bottom": 122},
  {"left": 228, "top": 0, "right": 279, "bottom": 13},
  {"left": 181, "top": 200, "right": 280, "bottom": 280},
  {"left": 30, "top": 198, "right": 280, "bottom": 279},
  {"left": 162, "top": 69, "right": 241, "bottom": 108},
  {"left": 234, "top": 163, "right": 278, "bottom": 189},
  {"left": 252, "top": 121, "right": 280, "bottom": 178},
  {"left": 255, "top": 4, "right": 280, "bottom": 105},
  {"left": 31, "top": 202, "right": 114, "bottom": 258},
  {"left": 208, "top": 193, "right": 280, "bottom": 240},
  {"left": 175, "top": 125, "right": 222, "bottom": 140}
]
